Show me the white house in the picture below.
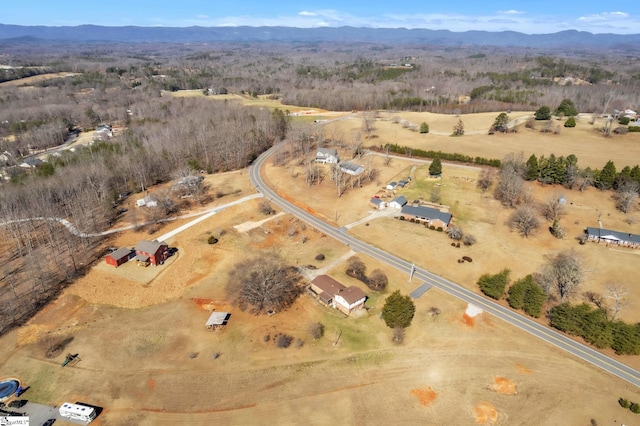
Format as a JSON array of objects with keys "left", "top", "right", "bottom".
[
  {"left": 93, "top": 124, "right": 113, "bottom": 140},
  {"left": 339, "top": 161, "right": 365, "bottom": 176},
  {"left": 0, "top": 150, "right": 12, "bottom": 165},
  {"left": 389, "top": 195, "right": 408, "bottom": 209},
  {"left": 370, "top": 197, "right": 387, "bottom": 209},
  {"left": 310, "top": 275, "right": 367, "bottom": 315},
  {"left": 334, "top": 287, "right": 368, "bottom": 315},
  {"left": 315, "top": 148, "right": 339, "bottom": 164},
  {"left": 136, "top": 195, "right": 158, "bottom": 208},
  {"left": 386, "top": 181, "right": 398, "bottom": 190}
]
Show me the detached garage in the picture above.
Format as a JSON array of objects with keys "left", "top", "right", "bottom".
[{"left": 105, "top": 248, "right": 133, "bottom": 268}]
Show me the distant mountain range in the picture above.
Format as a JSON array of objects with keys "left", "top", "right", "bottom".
[{"left": 1, "top": 23, "right": 640, "bottom": 49}]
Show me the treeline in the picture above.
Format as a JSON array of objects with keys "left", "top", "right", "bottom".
[
  {"left": 0, "top": 97, "right": 287, "bottom": 335},
  {"left": 477, "top": 268, "right": 640, "bottom": 354},
  {"left": 525, "top": 153, "right": 640, "bottom": 190},
  {"left": 0, "top": 66, "right": 53, "bottom": 84},
  {"left": 380, "top": 144, "right": 502, "bottom": 167},
  {"left": 549, "top": 303, "right": 640, "bottom": 355}
]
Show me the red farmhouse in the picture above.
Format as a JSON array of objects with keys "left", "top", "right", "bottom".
[{"left": 135, "top": 240, "right": 169, "bottom": 266}]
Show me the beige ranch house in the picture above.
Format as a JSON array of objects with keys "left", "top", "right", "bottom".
[{"left": 310, "top": 275, "right": 367, "bottom": 315}]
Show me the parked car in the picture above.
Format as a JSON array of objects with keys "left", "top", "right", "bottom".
[
  {"left": 8, "top": 399, "right": 27, "bottom": 408},
  {"left": 42, "top": 419, "right": 56, "bottom": 426}
]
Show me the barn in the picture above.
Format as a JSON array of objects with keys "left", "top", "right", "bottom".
[
  {"left": 105, "top": 248, "right": 133, "bottom": 268},
  {"left": 135, "top": 240, "right": 169, "bottom": 266}
]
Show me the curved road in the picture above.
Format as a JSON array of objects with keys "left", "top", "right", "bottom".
[{"left": 250, "top": 144, "right": 640, "bottom": 388}]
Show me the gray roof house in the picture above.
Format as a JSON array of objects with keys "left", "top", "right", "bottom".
[
  {"left": 400, "top": 205, "right": 452, "bottom": 229},
  {"left": 586, "top": 227, "right": 640, "bottom": 248},
  {"left": 389, "top": 195, "right": 408, "bottom": 209},
  {"left": 340, "top": 162, "right": 365, "bottom": 176},
  {"left": 370, "top": 197, "right": 387, "bottom": 209}
]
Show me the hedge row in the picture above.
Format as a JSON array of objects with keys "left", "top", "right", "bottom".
[
  {"left": 549, "top": 303, "right": 640, "bottom": 355},
  {"left": 382, "top": 144, "right": 502, "bottom": 167}
]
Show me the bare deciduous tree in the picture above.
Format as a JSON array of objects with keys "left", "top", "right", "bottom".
[
  {"left": 259, "top": 200, "right": 276, "bottom": 215},
  {"left": 613, "top": 182, "right": 639, "bottom": 213},
  {"left": 508, "top": 205, "right": 540, "bottom": 237},
  {"left": 540, "top": 193, "right": 566, "bottom": 221},
  {"left": 308, "top": 322, "right": 325, "bottom": 339},
  {"left": 606, "top": 282, "right": 629, "bottom": 320},
  {"left": 462, "top": 234, "right": 477, "bottom": 246},
  {"left": 495, "top": 154, "right": 525, "bottom": 207},
  {"left": 368, "top": 269, "right": 388, "bottom": 291},
  {"left": 446, "top": 226, "right": 463, "bottom": 240},
  {"left": 536, "top": 251, "right": 585, "bottom": 302},
  {"left": 346, "top": 256, "right": 366, "bottom": 279},
  {"left": 476, "top": 168, "right": 494, "bottom": 192},
  {"left": 226, "top": 253, "right": 303, "bottom": 314}
]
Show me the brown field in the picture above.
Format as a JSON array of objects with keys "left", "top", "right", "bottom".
[
  {"left": 325, "top": 110, "right": 640, "bottom": 169},
  {"left": 1, "top": 111, "right": 640, "bottom": 425},
  {"left": 0, "top": 72, "right": 81, "bottom": 87}
]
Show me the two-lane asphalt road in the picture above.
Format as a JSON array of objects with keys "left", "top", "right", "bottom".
[{"left": 250, "top": 144, "right": 640, "bottom": 388}]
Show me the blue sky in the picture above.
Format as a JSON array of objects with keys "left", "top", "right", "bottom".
[{"left": 3, "top": 1, "right": 640, "bottom": 34}]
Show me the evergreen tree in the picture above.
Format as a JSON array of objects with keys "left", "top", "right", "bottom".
[
  {"left": 534, "top": 106, "right": 551, "bottom": 120},
  {"left": 452, "top": 119, "right": 464, "bottom": 136},
  {"left": 598, "top": 160, "right": 617, "bottom": 189},
  {"left": 382, "top": 290, "right": 416, "bottom": 329},
  {"left": 522, "top": 280, "right": 547, "bottom": 318},
  {"left": 419, "top": 122, "right": 429, "bottom": 134},
  {"left": 525, "top": 154, "right": 539, "bottom": 181},
  {"left": 507, "top": 277, "right": 527, "bottom": 309},
  {"left": 491, "top": 112, "right": 509, "bottom": 133},
  {"left": 429, "top": 156, "right": 442, "bottom": 176},
  {"left": 564, "top": 116, "right": 576, "bottom": 127},
  {"left": 555, "top": 99, "right": 578, "bottom": 117},
  {"left": 477, "top": 269, "right": 510, "bottom": 300}
]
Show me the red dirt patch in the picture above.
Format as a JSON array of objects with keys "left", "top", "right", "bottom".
[
  {"left": 474, "top": 401, "right": 498, "bottom": 425},
  {"left": 515, "top": 363, "right": 532, "bottom": 374},
  {"left": 191, "top": 298, "right": 217, "bottom": 310},
  {"left": 462, "top": 313, "right": 475, "bottom": 327},
  {"left": 490, "top": 377, "right": 517, "bottom": 394},
  {"left": 410, "top": 386, "right": 437, "bottom": 407},
  {"left": 148, "top": 378, "right": 156, "bottom": 390}
]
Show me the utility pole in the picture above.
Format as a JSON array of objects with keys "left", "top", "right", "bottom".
[{"left": 409, "top": 263, "right": 416, "bottom": 283}]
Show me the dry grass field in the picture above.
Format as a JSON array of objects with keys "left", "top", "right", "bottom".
[
  {"left": 0, "top": 72, "right": 81, "bottom": 87},
  {"left": 335, "top": 110, "right": 640, "bottom": 169},
  {"left": 1, "top": 109, "right": 640, "bottom": 425}
]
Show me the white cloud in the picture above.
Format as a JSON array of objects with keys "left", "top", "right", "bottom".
[
  {"left": 155, "top": 9, "right": 640, "bottom": 35},
  {"left": 578, "top": 11, "right": 629, "bottom": 22}
]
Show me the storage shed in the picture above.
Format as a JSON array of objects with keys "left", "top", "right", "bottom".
[
  {"left": 105, "top": 248, "right": 133, "bottom": 268},
  {"left": 206, "top": 312, "right": 230, "bottom": 331}
]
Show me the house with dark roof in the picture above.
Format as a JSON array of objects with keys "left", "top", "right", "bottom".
[
  {"left": 389, "top": 195, "right": 408, "bottom": 209},
  {"left": 585, "top": 227, "right": 640, "bottom": 248},
  {"left": 105, "top": 247, "right": 133, "bottom": 267},
  {"left": 315, "top": 147, "right": 339, "bottom": 164},
  {"left": 135, "top": 240, "right": 169, "bottom": 265},
  {"left": 400, "top": 205, "right": 452, "bottom": 230},
  {"left": 310, "top": 275, "right": 367, "bottom": 315},
  {"left": 19, "top": 158, "right": 44, "bottom": 169},
  {"left": 370, "top": 197, "right": 387, "bottom": 209}
]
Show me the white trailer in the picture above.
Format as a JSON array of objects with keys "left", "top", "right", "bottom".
[{"left": 59, "top": 402, "right": 96, "bottom": 422}]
